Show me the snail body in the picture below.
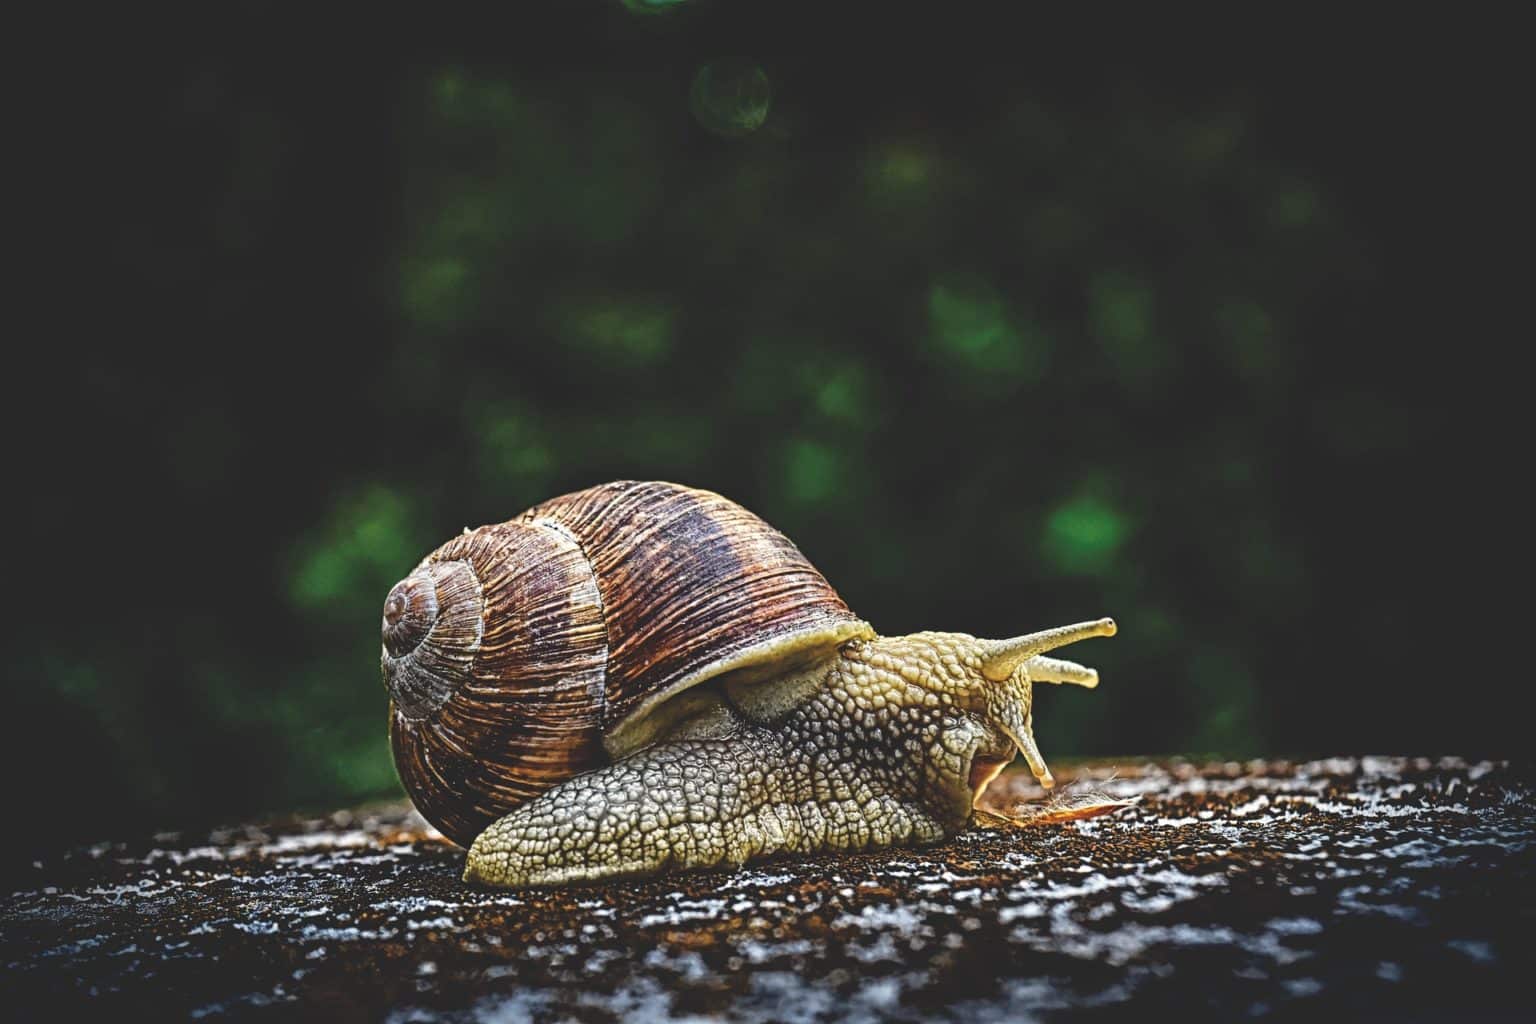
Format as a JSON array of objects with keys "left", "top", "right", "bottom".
[{"left": 382, "top": 481, "right": 1121, "bottom": 888}]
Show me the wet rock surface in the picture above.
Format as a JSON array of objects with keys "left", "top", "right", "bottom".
[{"left": 4, "top": 757, "right": 1532, "bottom": 1021}]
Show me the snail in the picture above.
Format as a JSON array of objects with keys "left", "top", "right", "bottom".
[{"left": 382, "top": 481, "right": 1125, "bottom": 888}]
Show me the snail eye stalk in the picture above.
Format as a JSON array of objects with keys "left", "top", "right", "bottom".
[{"left": 980, "top": 618, "right": 1116, "bottom": 682}]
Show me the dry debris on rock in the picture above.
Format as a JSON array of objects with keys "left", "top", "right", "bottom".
[{"left": 3, "top": 757, "right": 1532, "bottom": 1021}]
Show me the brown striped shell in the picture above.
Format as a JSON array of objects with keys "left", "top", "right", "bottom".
[{"left": 382, "top": 481, "right": 873, "bottom": 848}]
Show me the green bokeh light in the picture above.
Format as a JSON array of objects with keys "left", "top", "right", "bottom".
[
  {"left": 867, "top": 145, "right": 933, "bottom": 201},
  {"left": 802, "top": 358, "right": 874, "bottom": 427},
  {"left": 927, "top": 274, "right": 1049, "bottom": 383},
  {"left": 1186, "top": 648, "right": 1261, "bottom": 755},
  {"left": 1042, "top": 494, "right": 1129, "bottom": 576},
  {"left": 784, "top": 439, "right": 843, "bottom": 506},
  {"left": 1089, "top": 271, "right": 1152, "bottom": 348},
  {"left": 291, "top": 487, "right": 419, "bottom": 612},
  {"left": 401, "top": 256, "right": 471, "bottom": 329},
  {"left": 474, "top": 405, "right": 556, "bottom": 493},
  {"left": 1090, "top": 271, "right": 1163, "bottom": 388},
  {"left": 1270, "top": 184, "right": 1320, "bottom": 229},
  {"left": 690, "top": 60, "right": 772, "bottom": 138},
  {"left": 1217, "top": 298, "right": 1279, "bottom": 382},
  {"left": 553, "top": 295, "right": 676, "bottom": 368}
]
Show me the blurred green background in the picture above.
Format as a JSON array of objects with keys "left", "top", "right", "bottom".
[{"left": 13, "top": 6, "right": 1507, "bottom": 856}]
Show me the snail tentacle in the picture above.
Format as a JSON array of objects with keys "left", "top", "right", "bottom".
[
  {"left": 1024, "top": 655, "right": 1100, "bottom": 688},
  {"left": 980, "top": 618, "right": 1117, "bottom": 682}
]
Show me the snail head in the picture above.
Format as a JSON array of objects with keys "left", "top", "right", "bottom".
[{"left": 973, "top": 618, "right": 1117, "bottom": 791}]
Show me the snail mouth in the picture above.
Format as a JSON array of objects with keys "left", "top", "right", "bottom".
[
  {"left": 381, "top": 559, "right": 484, "bottom": 721},
  {"left": 969, "top": 755, "right": 1011, "bottom": 803}
]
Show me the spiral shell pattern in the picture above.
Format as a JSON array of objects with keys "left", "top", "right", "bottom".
[{"left": 383, "top": 481, "right": 871, "bottom": 848}]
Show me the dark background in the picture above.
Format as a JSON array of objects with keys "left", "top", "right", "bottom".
[{"left": 12, "top": 6, "right": 1516, "bottom": 859}]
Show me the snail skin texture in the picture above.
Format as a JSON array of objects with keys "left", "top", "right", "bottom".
[{"left": 381, "top": 481, "right": 1126, "bottom": 888}]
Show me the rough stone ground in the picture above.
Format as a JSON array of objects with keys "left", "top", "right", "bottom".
[{"left": 3, "top": 757, "right": 1532, "bottom": 1022}]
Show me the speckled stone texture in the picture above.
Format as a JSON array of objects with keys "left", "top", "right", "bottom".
[{"left": 3, "top": 757, "right": 1531, "bottom": 1021}]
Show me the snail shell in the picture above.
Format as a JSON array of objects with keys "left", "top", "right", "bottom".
[{"left": 382, "top": 481, "right": 872, "bottom": 847}]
